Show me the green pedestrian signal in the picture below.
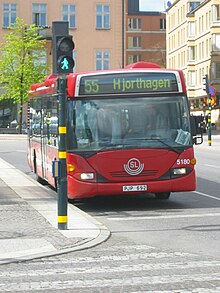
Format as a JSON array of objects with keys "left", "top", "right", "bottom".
[
  {"left": 61, "top": 57, "right": 69, "bottom": 70},
  {"left": 56, "top": 36, "right": 75, "bottom": 74},
  {"left": 58, "top": 56, "right": 74, "bottom": 72}
]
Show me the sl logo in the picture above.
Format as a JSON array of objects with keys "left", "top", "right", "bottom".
[{"left": 124, "top": 158, "right": 144, "bottom": 176}]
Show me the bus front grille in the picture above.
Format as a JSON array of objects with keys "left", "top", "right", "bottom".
[{"left": 110, "top": 170, "right": 158, "bottom": 178}]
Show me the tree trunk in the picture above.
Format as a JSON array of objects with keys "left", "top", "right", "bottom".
[{"left": 19, "top": 103, "right": 23, "bottom": 134}]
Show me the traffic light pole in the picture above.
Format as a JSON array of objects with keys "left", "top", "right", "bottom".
[
  {"left": 57, "top": 75, "right": 68, "bottom": 230},
  {"left": 203, "top": 74, "right": 212, "bottom": 146},
  {"left": 52, "top": 21, "right": 75, "bottom": 230},
  {"left": 207, "top": 94, "right": 212, "bottom": 146}
]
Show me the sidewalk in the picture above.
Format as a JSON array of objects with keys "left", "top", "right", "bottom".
[
  {"left": 196, "top": 133, "right": 220, "bottom": 151},
  {"left": 0, "top": 158, "right": 110, "bottom": 265}
]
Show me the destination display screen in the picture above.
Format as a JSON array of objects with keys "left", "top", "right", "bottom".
[{"left": 79, "top": 72, "right": 179, "bottom": 95}]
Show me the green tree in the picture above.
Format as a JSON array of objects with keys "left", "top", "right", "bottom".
[{"left": 0, "top": 18, "right": 48, "bottom": 133}]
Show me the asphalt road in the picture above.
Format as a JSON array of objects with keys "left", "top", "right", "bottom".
[{"left": 0, "top": 134, "right": 220, "bottom": 292}]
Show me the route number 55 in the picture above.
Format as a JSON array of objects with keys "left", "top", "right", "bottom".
[{"left": 84, "top": 79, "right": 99, "bottom": 94}]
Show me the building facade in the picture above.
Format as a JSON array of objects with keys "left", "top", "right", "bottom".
[
  {"left": 166, "top": 0, "right": 220, "bottom": 128},
  {"left": 0, "top": 0, "right": 123, "bottom": 73},
  {"left": 0, "top": 0, "right": 167, "bottom": 78},
  {"left": 126, "top": 0, "right": 166, "bottom": 67}
]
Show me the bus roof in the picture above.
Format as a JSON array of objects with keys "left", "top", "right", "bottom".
[{"left": 28, "top": 62, "right": 186, "bottom": 98}]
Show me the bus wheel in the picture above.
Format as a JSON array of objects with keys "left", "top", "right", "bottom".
[{"left": 155, "top": 192, "right": 170, "bottom": 200}]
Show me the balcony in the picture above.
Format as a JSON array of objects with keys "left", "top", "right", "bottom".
[{"left": 37, "top": 26, "right": 52, "bottom": 40}]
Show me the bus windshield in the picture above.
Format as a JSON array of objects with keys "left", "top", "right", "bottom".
[{"left": 67, "top": 95, "right": 192, "bottom": 151}]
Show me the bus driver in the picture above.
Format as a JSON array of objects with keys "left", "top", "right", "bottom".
[{"left": 146, "top": 104, "right": 168, "bottom": 130}]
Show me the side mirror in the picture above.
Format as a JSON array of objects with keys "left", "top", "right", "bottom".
[
  {"left": 190, "top": 115, "right": 203, "bottom": 145},
  {"left": 190, "top": 115, "right": 197, "bottom": 136},
  {"left": 193, "top": 135, "right": 203, "bottom": 145}
]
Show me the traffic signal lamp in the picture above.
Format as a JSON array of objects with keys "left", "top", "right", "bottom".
[
  {"left": 56, "top": 35, "right": 75, "bottom": 74},
  {"left": 202, "top": 74, "right": 209, "bottom": 94}
]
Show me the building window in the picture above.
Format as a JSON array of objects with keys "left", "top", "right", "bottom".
[
  {"left": 32, "top": 50, "right": 48, "bottom": 74},
  {"left": 212, "top": 34, "right": 220, "bottom": 51},
  {"left": 32, "top": 4, "right": 47, "bottom": 26},
  {"left": 3, "top": 3, "right": 16, "bottom": 28},
  {"left": 96, "top": 5, "right": 110, "bottom": 29},
  {"left": 128, "top": 55, "right": 141, "bottom": 64},
  {"left": 160, "top": 18, "right": 166, "bottom": 30},
  {"left": 128, "top": 18, "right": 141, "bottom": 30},
  {"left": 212, "top": 4, "right": 220, "bottom": 22},
  {"left": 211, "top": 62, "right": 220, "bottom": 79},
  {"left": 216, "top": 63, "right": 220, "bottom": 78},
  {"left": 188, "top": 71, "right": 196, "bottom": 87},
  {"left": 96, "top": 51, "right": 110, "bottom": 70},
  {"left": 188, "top": 46, "right": 195, "bottom": 61},
  {"left": 32, "top": 50, "right": 47, "bottom": 66},
  {"left": 128, "top": 36, "right": 141, "bottom": 48},
  {"left": 205, "top": 12, "right": 209, "bottom": 30},
  {"left": 188, "top": 2, "right": 200, "bottom": 13},
  {"left": 62, "top": 5, "right": 76, "bottom": 29},
  {"left": 188, "top": 22, "right": 195, "bottom": 37}
]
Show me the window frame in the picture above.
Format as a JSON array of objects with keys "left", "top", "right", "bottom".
[
  {"left": 32, "top": 4, "right": 47, "bottom": 26},
  {"left": 95, "top": 50, "right": 110, "bottom": 70},
  {"left": 96, "top": 4, "right": 110, "bottom": 30},
  {"left": 62, "top": 4, "right": 76, "bottom": 29},
  {"left": 2, "top": 3, "right": 17, "bottom": 28}
]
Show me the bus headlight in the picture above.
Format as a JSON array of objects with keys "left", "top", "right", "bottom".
[
  {"left": 172, "top": 168, "right": 186, "bottom": 175},
  {"left": 80, "top": 173, "right": 94, "bottom": 180}
]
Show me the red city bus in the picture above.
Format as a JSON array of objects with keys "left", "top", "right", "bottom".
[{"left": 27, "top": 62, "right": 202, "bottom": 200}]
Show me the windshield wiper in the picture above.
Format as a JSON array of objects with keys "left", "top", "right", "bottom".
[
  {"left": 96, "top": 143, "right": 139, "bottom": 152},
  {"left": 127, "top": 136, "right": 183, "bottom": 154},
  {"left": 71, "top": 138, "right": 183, "bottom": 154}
]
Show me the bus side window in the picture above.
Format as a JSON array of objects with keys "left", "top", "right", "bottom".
[
  {"left": 31, "top": 98, "right": 42, "bottom": 137},
  {"left": 49, "top": 96, "right": 59, "bottom": 146}
]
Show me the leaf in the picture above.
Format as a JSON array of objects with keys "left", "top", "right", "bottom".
[{"left": 0, "top": 17, "right": 49, "bottom": 124}]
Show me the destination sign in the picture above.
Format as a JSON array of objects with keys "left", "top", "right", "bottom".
[{"left": 79, "top": 72, "right": 178, "bottom": 95}]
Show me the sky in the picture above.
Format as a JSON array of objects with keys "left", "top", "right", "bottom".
[{"left": 139, "top": 0, "right": 167, "bottom": 12}]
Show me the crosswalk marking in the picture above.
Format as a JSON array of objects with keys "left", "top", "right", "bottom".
[
  {"left": 0, "top": 274, "right": 220, "bottom": 291},
  {"left": 0, "top": 260, "right": 219, "bottom": 278},
  {"left": 0, "top": 244, "right": 219, "bottom": 292},
  {"left": 107, "top": 212, "right": 220, "bottom": 221}
]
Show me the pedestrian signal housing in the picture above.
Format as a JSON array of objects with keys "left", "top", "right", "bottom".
[
  {"left": 56, "top": 36, "right": 75, "bottom": 74},
  {"left": 202, "top": 74, "right": 209, "bottom": 94}
]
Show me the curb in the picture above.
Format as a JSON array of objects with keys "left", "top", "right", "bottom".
[
  {"left": 0, "top": 158, "right": 111, "bottom": 265},
  {"left": 0, "top": 228, "right": 111, "bottom": 265}
]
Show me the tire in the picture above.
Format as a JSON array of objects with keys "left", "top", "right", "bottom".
[{"left": 155, "top": 192, "right": 170, "bottom": 200}]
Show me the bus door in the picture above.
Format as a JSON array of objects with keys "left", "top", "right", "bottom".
[
  {"left": 40, "top": 108, "right": 47, "bottom": 180},
  {"left": 30, "top": 98, "right": 45, "bottom": 179},
  {"left": 41, "top": 97, "right": 59, "bottom": 182}
]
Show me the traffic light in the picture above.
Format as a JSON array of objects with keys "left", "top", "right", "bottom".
[
  {"left": 56, "top": 35, "right": 75, "bottom": 74},
  {"left": 202, "top": 74, "right": 209, "bottom": 94}
]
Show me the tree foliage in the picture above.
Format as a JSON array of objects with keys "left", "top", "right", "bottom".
[{"left": 0, "top": 18, "right": 48, "bottom": 131}]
